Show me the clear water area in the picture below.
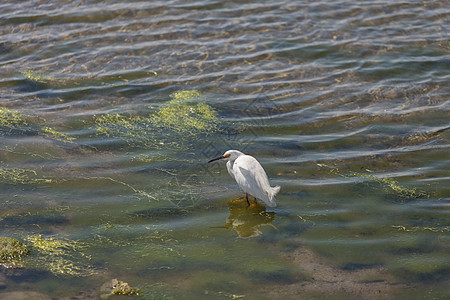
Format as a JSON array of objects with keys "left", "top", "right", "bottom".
[{"left": 0, "top": 0, "right": 449, "bottom": 299}]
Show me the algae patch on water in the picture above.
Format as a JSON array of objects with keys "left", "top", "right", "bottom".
[
  {"left": 0, "top": 106, "right": 39, "bottom": 137},
  {"left": 0, "top": 167, "right": 37, "bottom": 184},
  {"left": 93, "top": 113, "right": 156, "bottom": 148},
  {"left": 27, "top": 234, "right": 77, "bottom": 256},
  {"left": 25, "top": 234, "right": 94, "bottom": 276},
  {"left": 151, "top": 90, "right": 219, "bottom": 134},
  {"left": 1, "top": 106, "right": 77, "bottom": 144},
  {"left": 1, "top": 234, "right": 95, "bottom": 276},
  {"left": 0, "top": 167, "right": 54, "bottom": 185},
  {"left": 0, "top": 107, "right": 29, "bottom": 134},
  {"left": 93, "top": 90, "right": 220, "bottom": 150},
  {"left": 42, "top": 126, "right": 76, "bottom": 143},
  {"left": 0, "top": 237, "right": 30, "bottom": 263},
  {"left": 21, "top": 70, "right": 52, "bottom": 84},
  {"left": 317, "top": 163, "right": 430, "bottom": 201},
  {"left": 349, "top": 172, "right": 429, "bottom": 201}
]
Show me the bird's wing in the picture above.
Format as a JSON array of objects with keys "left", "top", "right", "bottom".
[{"left": 235, "top": 156, "right": 271, "bottom": 198}]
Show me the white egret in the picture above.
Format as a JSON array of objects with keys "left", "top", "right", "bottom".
[{"left": 208, "top": 150, "right": 280, "bottom": 207}]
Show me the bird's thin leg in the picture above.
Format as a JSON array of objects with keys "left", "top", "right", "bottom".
[{"left": 246, "top": 194, "right": 250, "bottom": 206}]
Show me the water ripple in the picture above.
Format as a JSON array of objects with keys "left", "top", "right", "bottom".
[{"left": 1, "top": 0, "right": 449, "bottom": 297}]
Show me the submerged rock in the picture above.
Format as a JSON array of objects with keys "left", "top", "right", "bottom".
[{"left": 111, "top": 278, "right": 141, "bottom": 296}]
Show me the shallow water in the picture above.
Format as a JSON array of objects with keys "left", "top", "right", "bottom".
[{"left": 0, "top": 0, "right": 449, "bottom": 299}]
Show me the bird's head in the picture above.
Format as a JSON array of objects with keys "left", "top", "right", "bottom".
[{"left": 208, "top": 150, "right": 244, "bottom": 163}]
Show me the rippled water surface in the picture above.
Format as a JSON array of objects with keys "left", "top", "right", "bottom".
[{"left": 1, "top": 0, "right": 449, "bottom": 299}]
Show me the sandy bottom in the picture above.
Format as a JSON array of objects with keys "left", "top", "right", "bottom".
[{"left": 263, "top": 246, "right": 410, "bottom": 300}]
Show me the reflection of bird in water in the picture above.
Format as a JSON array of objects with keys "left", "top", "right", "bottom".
[
  {"left": 213, "top": 198, "right": 276, "bottom": 238},
  {"left": 208, "top": 150, "right": 280, "bottom": 207}
]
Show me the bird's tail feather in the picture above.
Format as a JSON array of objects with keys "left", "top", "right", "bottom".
[
  {"left": 266, "top": 185, "right": 280, "bottom": 207},
  {"left": 271, "top": 185, "right": 281, "bottom": 197}
]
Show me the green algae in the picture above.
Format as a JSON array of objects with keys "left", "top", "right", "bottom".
[
  {"left": 0, "top": 107, "right": 28, "bottom": 133},
  {"left": 21, "top": 70, "right": 46, "bottom": 83},
  {"left": 152, "top": 101, "right": 217, "bottom": 133},
  {"left": 42, "top": 127, "right": 76, "bottom": 143},
  {"left": 94, "top": 113, "right": 145, "bottom": 138},
  {"left": 317, "top": 163, "right": 430, "bottom": 201},
  {"left": 93, "top": 90, "right": 220, "bottom": 149},
  {"left": 93, "top": 113, "right": 159, "bottom": 149},
  {"left": 349, "top": 172, "right": 429, "bottom": 201},
  {"left": 151, "top": 90, "right": 219, "bottom": 134},
  {"left": 1, "top": 106, "right": 78, "bottom": 144},
  {"left": 27, "top": 234, "right": 77, "bottom": 256},
  {"left": 0, "top": 167, "right": 54, "bottom": 185},
  {"left": 74, "top": 176, "right": 157, "bottom": 201},
  {"left": 0, "top": 107, "right": 27, "bottom": 126},
  {"left": 392, "top": 224, "right": 450, "bottom": 233},
  {"left": 0, "top": 167, "right": 37, "bottom": 184},
  {"left": 21, "top": 70, "right": 54, "bottom": 84},
  {"left": 170, "top": 90, "right": 201, "bottom": 101},
  {"left": 0, "top": 237, "right": 30, "bottom": 263},
  {"left": 25, "top": 234, "right": 94, "bottom": 276}
]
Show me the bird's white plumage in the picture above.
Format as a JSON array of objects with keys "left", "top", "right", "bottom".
[{"left": 210, "top": 150, "right": 280, "bottom": 207}]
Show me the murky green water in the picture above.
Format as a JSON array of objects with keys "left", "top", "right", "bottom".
[{"left": 1, "top": 0, "right": 449, "bottom": 299}]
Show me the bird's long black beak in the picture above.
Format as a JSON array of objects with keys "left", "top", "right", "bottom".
[{"left": 208, "top": 155, "right": 225, "bottom": 163}]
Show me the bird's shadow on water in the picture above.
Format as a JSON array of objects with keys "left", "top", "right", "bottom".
[{"left": 211, "top": 197, "right": 276, "bottom": 238}]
